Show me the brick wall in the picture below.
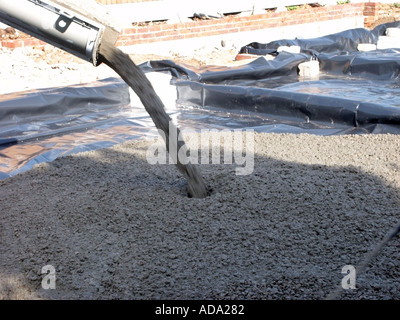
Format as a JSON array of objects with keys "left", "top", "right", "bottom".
[
  {"left": 0, "top": 37, "right": 46, "bottom": 49},
  {"left": 115, "top": 3, "right": 368, "bottom": 47},
  {"left": 0, "top": 2, "right": 382, "bottom": 49}
]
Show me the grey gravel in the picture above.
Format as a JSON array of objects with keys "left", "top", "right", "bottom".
[{"left": 0, "top": 132, "right": 399, "bottom": 300}]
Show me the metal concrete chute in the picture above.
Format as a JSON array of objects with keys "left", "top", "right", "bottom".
[{"left": 0, "top": 0, "right": 120, "bottom": 66}]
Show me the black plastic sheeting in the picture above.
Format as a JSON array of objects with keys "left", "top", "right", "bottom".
[
  {"left": 1, "top": 23, "right": 400, "bottom": 178},
  {"left": 0, "top": 78, "right": 161, "bottom": 179},
  {"left": 0, "top": 79, "right": 130, "bottom": 146},
  {"left": 140, "top": 22, "right": 400, "bottom": 135}
]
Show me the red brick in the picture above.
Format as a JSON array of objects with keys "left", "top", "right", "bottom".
[
  {"left": 154, "top": 31, "right": 168, "bottom": 37},
  {"left": 136, "top": 27, "right": 149, "bottom": 33},
  {"left": 141, "top": 33, "right": 155, "bottom": 39},
  {"left": 239, "top": 26, "right": 260, "bottom": 32},
  {"left": 178, "top": 28, "right": 191, "bottom": 35},
  {"left": 122, "top": 28, "right": 137, "bottom": 35},
  {"left": 171, "top": 35, "right": 185, "bottom": 40},
  {"left": 183, "top": 33, "right": 196, "bottom": 40},
  {"left": 161, "top": 23, "right": 177, "bottom": 31},
  {"left": 26, "top": 39, "right": 44, "bottom": 46},
  {"left": 227, "top": 28, "right": 239, "bottom": 33},
  {"left": 159, "top": 36, "right": 175, "bottom": 42},
  {"left": 1, "top": 40, "right": 23, "bottom": 48},
  {"left": 235, "top": 53, "right": 260, "bottom": 61},
  {"left": 265, "top": 23, "right": 278, "bottom": 28},
  {"left": 183, "top": 21, "right": 196, "bottom": 29},
  {"left": 148, "top": 25, "right": 162, "bottom": 32}
]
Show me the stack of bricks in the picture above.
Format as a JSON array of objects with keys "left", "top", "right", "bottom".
[{"left": 363, "top": 2, "right": 379, "bottom": 29}]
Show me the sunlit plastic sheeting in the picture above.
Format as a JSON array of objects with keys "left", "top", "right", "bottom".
[
  {"left": 1, "top": 23, "right": 399, "bottom": 179},
  {"left": 316, "top": 50, "right": 400, "bottom": 79},
  {"left": 141, "top": 53, "right": 310, "bottom": 83},
  {"left": 0, "top": 121, "right": 157, "bottom": 179},
  {"left": 240, "top": 21, "right": 400, "bottom": 55},
  {"left": 175, "top": 80, "right": 400, "bottom": 134},
  {"left": 0, "top": 78, "right": 158, "bottom": 178},
  {"left": 143, "top": 23, "right": 400, "bottom": 134},
  {"left": 143, "top": 49, "right": 399, "bottom": 82},
  {"left": 0, "top": 78, "right": 131, "bottom": 146}
]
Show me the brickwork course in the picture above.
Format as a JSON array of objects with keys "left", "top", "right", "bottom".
[{"left": 0, "top": 2, "right": 398, "bottom": 49}]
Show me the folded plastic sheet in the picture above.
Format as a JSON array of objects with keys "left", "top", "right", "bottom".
[
  {"left": 240, "top": 21, "right": 400, "bottom": 55},
  {"left": 0, "top": 78, "right": 161, "bottom": 178},
  {"left": 141, "top": 23, "right": 400, "bottom": 134},
  {"left": 1, "top": 24, "right": 400, "bottom": 178},
  {"left": 0, "top": 78, "right": 130, "bottom": 145}
]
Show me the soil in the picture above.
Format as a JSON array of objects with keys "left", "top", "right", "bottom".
[
  {"left": 0, "top": 5, "right": 400, "bottom": 300},
  {"left": 0, "top": 43, "right": 239, "bottom": 95}
]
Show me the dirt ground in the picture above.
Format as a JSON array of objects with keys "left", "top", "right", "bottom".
[
  {"left": 0, "top": 6, "right": 400, "bottom": 300},
  {"left": 0, "top": 42, "right": 240, "bottom": 95}
]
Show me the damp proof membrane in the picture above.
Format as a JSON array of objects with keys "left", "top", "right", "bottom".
[
  {"left": 141, "top": 22, "right": 400, "bottom": 134},
  {"left": 0, "top": 78, "right": 161, "bottom": 179},
  {"left": 0, "top": 23, "right": 399, "bottom": 178}
]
